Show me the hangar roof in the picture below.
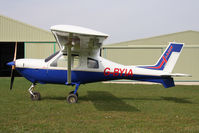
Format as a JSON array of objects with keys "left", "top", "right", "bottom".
[
  {"left": 105, "top": 30, "right": 199, "bottom": 48},
  {"left": 0, "top": 15, "right": 55, "bottom": 42}
]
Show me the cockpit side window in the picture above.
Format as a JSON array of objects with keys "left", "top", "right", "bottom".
[
  {"left": 50, "top": 54, "right": 80, "bottom": 68},
  {"left": 87, "top": 58, "right": 99, "bottom": 69}
]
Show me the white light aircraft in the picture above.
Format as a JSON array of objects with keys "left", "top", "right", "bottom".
[{"left": 7, "top": 25, "right": 190, "bottom": 103}]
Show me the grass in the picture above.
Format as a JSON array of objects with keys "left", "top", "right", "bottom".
[{"left": 0, "top": 77, "right": 199, "bottom": 133}]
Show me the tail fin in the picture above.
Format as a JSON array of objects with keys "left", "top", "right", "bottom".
[{"left": 140, "top": 42, "right": 184, "bottom": 73}]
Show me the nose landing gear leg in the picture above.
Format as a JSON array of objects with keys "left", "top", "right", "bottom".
[{"left": 29, "top": 83, "right": 41, "bottom": 101}]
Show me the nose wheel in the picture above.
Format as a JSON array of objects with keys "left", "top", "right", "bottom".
[
  {"left": 66, "top": 83, "right": 80, "bottom": 104},
  {"left": 31, "top": 92, "right": 41, "bottom": 101}
]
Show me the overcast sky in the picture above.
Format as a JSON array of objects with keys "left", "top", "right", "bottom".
[{"left": 0, "top": 0, "right": 199, "bottom": 44}]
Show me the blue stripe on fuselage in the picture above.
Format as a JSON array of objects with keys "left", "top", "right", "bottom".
[{"left": 16, "top": 67, "right": 174, "bottom": 88}]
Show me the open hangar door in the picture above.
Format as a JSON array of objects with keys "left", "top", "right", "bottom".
[{"left": 0, "top": 42, "right": 24, "bottom": 76}]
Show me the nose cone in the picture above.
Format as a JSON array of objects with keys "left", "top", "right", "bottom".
[{"left": 7, "top": 61, "right": 15, "bottom": 66}]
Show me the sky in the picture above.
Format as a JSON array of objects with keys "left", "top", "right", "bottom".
[{"left": 0, "top": 0, "right": 199, "bottom": 44}]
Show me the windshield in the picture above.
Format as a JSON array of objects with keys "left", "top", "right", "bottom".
[{"left": 45, "top": 51, "right": 60, "bottom": 62}]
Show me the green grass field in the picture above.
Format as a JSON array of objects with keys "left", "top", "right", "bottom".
[{"left": 0, "top": 78, "right": 199, "bottom": 133}]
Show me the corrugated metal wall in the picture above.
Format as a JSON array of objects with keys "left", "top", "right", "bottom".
[
  {"left": 103, "top": 47, "right": 162, "bottom": 65},
  {"left": 25, "top": 43, "right": 54, "bottom": 59},
  {"left": 25, "top": 42, "right": 60, "bottom": 59},
  {"left": 172, "top": 46, "right": 199, "bottom": 81},
  {"left": 0, "top": 15, "right": 55, "bottom": 42}
]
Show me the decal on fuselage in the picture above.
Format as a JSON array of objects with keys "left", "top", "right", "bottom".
[{"left": 104, "top": 67, "right": 133, "bottom": 77}]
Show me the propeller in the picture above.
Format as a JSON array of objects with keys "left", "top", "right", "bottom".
[{"left": 10, "top": 42, "right": 17, "bottom": 90}]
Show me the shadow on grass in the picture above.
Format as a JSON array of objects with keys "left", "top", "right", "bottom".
[
  {"left": 42, "top": 92, "right": 192, "bottom": 112},
  {"left": 161, "top": 97, "right": 192, "bottom": 103},
  {"left": 119, "top": 97, "right": 192, "bottom": 104},
  {"left": 42, "top": 94, "right": 193, "bottom": 105},
  {"left": 80, "top": 91, "right": 140, "bottom": 112}
]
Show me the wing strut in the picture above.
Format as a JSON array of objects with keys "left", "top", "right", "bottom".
[{"left": 67, "top": 33, "right": 73, "bottom": 84}]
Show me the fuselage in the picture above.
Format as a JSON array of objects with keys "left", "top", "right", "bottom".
[{"left": 14, "top": 51, "right": 169, "bottom": 86}]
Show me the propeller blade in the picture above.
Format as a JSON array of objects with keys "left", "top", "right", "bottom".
[
  {"left": 10, "top": 69, "right": 15, "bottom": 90},
  {"left": 9, "top": 42, "right": 17, "bottom": 90},
  {"left": 14, "top": 42, "right": 17, "bottom": 62}
]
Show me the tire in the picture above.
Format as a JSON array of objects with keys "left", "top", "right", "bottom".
[
  {"left": 30, "top": 92, "right": 41, "bottom": 101},
  {"left": 67, "top": 94, "right": 78, "bottom": 104}
]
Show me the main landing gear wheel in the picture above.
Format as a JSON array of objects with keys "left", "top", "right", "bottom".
[
  {"left": 67, "top": 93, "right": 78, "bottom": 104},
  {"left": 30, "top": 92, "right": 41, "bottom": 101}
]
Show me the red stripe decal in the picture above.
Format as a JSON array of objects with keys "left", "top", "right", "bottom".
[{"left": 162, "top": 56, "right": 167, "bottom": 63}]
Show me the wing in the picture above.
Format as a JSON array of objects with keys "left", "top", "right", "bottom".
[{"left": 51, "top": 25, "right": 108, "bottom": 54}]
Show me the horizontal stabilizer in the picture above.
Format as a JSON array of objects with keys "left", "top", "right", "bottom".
[{"left": 162, "top": 73, "right": 192, "bottom": 77}]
